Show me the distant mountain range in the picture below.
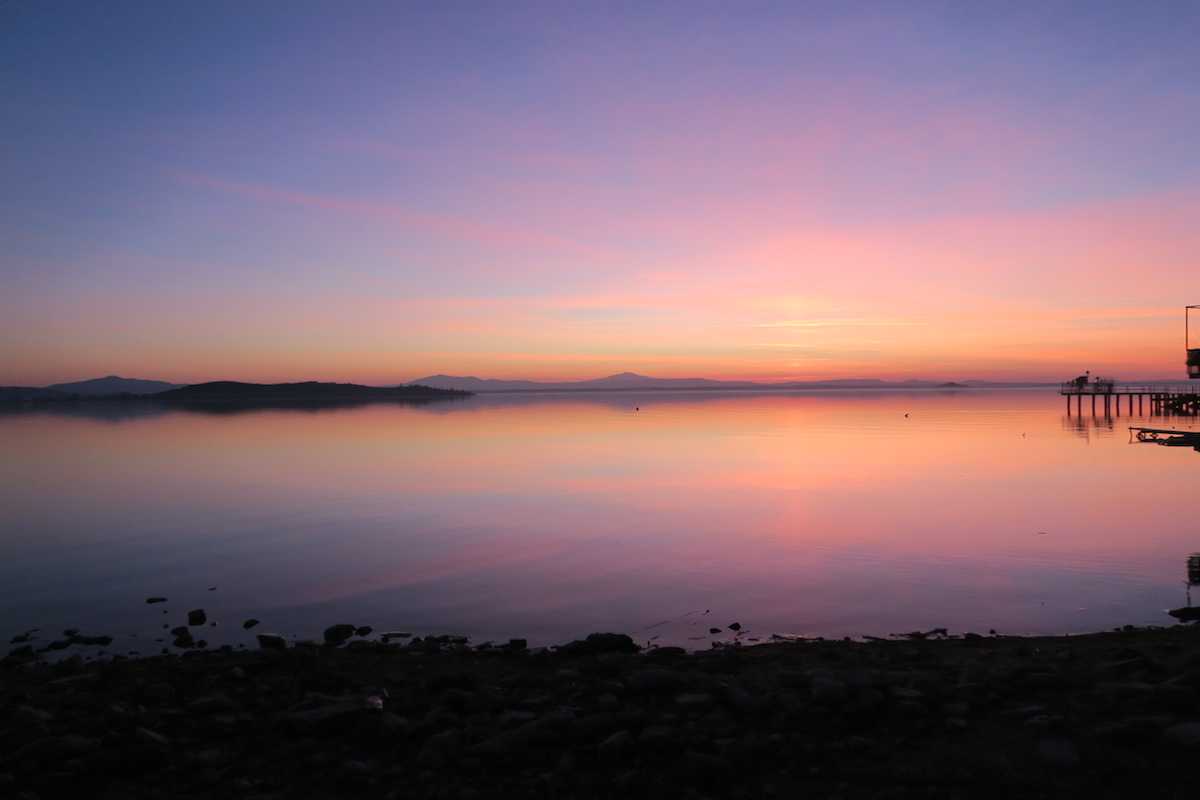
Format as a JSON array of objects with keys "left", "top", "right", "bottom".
[
  {"left": 406, "top": 372, "right": 983, "bottom": 393},
  {"left": 6, "top": 372, "right": 1191, "bottom": 403}
]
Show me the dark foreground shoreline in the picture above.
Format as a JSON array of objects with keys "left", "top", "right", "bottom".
[{"left": 5, "top": 625, "right": 1200, "bottom": 799}]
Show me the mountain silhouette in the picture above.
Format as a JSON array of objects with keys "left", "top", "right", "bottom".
[{"left": 46, "top": 376, "right": 184, "bottom": 395}]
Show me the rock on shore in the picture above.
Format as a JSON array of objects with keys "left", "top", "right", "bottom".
[{"left": 4, "top": 627, "right": 1200, "bottom": 799}]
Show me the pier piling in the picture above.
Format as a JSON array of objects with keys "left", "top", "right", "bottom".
[{"left": 1061, "top": 382, "right": 1200, "bottom": 416}]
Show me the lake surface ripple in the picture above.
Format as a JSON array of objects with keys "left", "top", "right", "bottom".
[{"left": 3, "top": 388, "right": 1198, "bottom": 654}]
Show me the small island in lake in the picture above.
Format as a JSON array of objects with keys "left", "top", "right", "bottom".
[{"left": 153, "top": 380, "right": 471, "bottom": 403}]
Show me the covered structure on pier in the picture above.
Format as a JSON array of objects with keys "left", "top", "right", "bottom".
[{"left": 1187, "top": 305, "right": 1200, "bottom": 379}]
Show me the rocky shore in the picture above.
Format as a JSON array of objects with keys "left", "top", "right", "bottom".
[{"left": 5, "top": 624, "right": 1200, "bottom": 799}]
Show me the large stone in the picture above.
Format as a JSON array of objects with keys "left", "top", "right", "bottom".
[
  {"left": 568, "top": 711, "right": 648, "bottom": 741},
  {"left": 626, "top": 668, "right": 677, "bottom": 693},
  {"left": 415, "top": 730, "right": 462, "bottom": 771},
  {"left": 1165, "top": 722, "right": 1200, "bottom": 748},
  {"left": 79, "top": 743, "right": 169, "bottom": 777},
  {"left": 70, "top": 634, "right": 113, "bottom": 646},
  {"left": 597, "top": 730, "right": 633, "bottom": 762},
  {"left": 187, "top": 694, "right": 234, "bottom": 714},
  {"left": 288, "top": 702, "right": 366, "bottom": 734},
  {"left": 557, "top": 632, "right": 640, "bottom": 656},
  {"left": 498, "top": 710, "right": 537, "bottom": 728},
  {"left": 646, "top": 646, "right": 687, "bottom": 660},
  {"left": 323, "top": 624, "right": 358, "bottom": 646},
  {"left": 1038, "top": 738, "right": 1081, "bottom": 768},
  {"left": 256, "top": 633, "right": 287, "bottom": 650},
  {"left": 639, "top": 725, "right": 686, "bottom": 755},
  {"left": 675, "top": 692, "right": 715, "bottom": 712},
  {"left": 14, "top": 733, "right": 92, "bottom": 761},
  {"left": 683, "top": 750, "right": 741, "bottom": 788},
  {"left": 134, "top": 727, "right": 171, "bottom": 748},
  {"left": 810, "top": 677, "right": 848, "bottom": 707},
  {"left": 12, "top": 704, "right": 54, "bottom": 724}
]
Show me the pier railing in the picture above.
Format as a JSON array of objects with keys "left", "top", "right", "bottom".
[
  {"left": 1059, "top": 379, "right": 1115, "bottom": 395},
  {"left": 1061, "top": 382, "right": 1200, "bottom": 416},
  {"left": 1059, "top": 382, "right": 1196, "bottom": 396}
]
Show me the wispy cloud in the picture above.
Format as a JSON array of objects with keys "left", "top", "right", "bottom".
[
  {"left": 167, "top": 169, "right": 595, "bottom": 253},
  {"left": 755, "top": 319, "right": 930, "bottom": 329}
]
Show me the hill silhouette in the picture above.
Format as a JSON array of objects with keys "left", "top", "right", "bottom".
[
  {"left": 0, "top": 386, "right": 68, "bottom": 401},
  {"left": 46, "top": 376, "right": 183, "bottom": 395}
]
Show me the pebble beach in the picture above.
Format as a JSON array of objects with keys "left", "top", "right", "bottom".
[{"left": 6, "top": 622, "right": 1200, "bottom": 799}]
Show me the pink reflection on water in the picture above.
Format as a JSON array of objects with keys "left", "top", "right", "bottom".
[{"left": 1, "top": 390, "right": 1198, "bottom": 648}]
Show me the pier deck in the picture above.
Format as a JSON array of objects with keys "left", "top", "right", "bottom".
[{"left": 1060, "top": 383, "right": 1200, "bottom": 415}]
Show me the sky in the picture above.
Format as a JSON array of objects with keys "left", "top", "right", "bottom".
[{"left": 3, "top": 0, "right": 1199, "bottom": 386}]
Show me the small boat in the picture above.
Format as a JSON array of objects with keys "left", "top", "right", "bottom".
[{"left": 1131, "top": 427, "right": 1200, "bottom": 451}]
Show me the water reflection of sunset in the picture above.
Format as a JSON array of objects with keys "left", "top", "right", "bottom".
[{"left": 2, "top": 390, "right": 1197, "bottom": 648}]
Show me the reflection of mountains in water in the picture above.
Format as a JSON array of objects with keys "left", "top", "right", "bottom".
[
  {"left": 0, "top": 382, "right": 473, "bottom": 419},
  {"left": 149, "top": 381, "right": 471, "bottom": 415},
  {"left": 157, "top": 380, "right": 468, "bottom": 401},
  {"left": 0, "top": 399, "right": 177, "bottom": 423}
]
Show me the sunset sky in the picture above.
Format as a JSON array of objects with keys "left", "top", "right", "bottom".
[{"left": 3, "top": 1, "right": 1199, "bottom": 386}]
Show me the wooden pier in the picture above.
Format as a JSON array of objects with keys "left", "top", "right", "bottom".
[{"left": 1061, "top": 381, "right": 1200, "bottom": 415}]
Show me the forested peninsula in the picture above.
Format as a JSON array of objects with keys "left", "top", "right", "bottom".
[{"left": 153, "top": 381, "right": 470, "bottom": 402}]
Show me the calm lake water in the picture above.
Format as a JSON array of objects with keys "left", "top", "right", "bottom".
[{"left": 3, "top": 388, "right": 1199, "bottom": 656}]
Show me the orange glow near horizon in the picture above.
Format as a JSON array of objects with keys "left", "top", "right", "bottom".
[
  {"left": 3, "top": 5, "right": 1200, "bottom": 388},
  {"left": 5, "top": 300, "right": 1192, "bottom": 387}
]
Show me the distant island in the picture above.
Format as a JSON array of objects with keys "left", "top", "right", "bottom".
[
  {"left": 154, "top": 381, "right": 471, "bottom": 403},
  {"left": 0, "top": 378, "right": 469, "bottom": 404},
  {"left": 48, "top": 376, "right": 185, "bottom": 395}
]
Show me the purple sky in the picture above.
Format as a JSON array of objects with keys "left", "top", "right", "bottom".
[{"left": 3, "top": 1, "right": 1199, "bottom": 385}]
